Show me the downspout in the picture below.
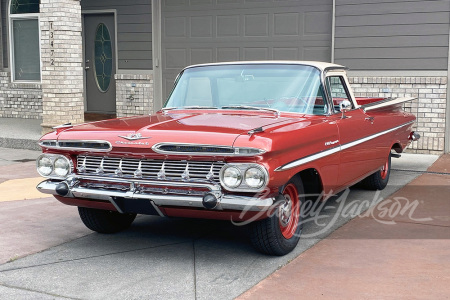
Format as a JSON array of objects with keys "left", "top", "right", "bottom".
[
  {"left": 0, "top": 2, "right": 3, "bottom": 69},
  {"left": 446, "top": 20, "right": 450, "bottom": 153},
  {"left": 151, "top": 0, "right": 163, "bottom": 113},
  {"left": 331, "top": 0, "right": 336, "bottom": 63}
]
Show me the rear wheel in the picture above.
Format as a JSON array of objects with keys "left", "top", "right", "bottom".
[
  {"left": 249, "top": 176, "right": 304, "bottom": 256},
  {"left": 78, "top": 207, "right": 136, "bottom": 234},
  {"left": 361, "top": 152, "right": 392, "bottom": 190}
]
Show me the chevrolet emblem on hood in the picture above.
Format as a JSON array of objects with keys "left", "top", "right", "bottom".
[{"left": 118, "top": 133, "right": 151, "bottom": 141}]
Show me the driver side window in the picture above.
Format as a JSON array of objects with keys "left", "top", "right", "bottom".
[{"left": 326, "top": 76, "right": 353, "bottom": 112}]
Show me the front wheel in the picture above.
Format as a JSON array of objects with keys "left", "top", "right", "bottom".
[
  {"left": 361, "top": 152, "right": 392, "bottom": 190},
  {"left": 249, "top": 176, "right": 304, "bottom": 256},
  {"left": 78, "top": 207, "right": 136, "bottom": 234}
]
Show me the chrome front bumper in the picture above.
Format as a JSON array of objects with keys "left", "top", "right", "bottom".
[{"left": 36, "top": 175, "right": 284, "bottom": 214}]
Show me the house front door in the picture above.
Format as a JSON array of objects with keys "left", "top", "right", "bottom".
[{"left": 83, "top": 13, "right": 116, "bottom": 114}]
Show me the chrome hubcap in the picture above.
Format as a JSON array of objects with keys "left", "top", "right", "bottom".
[{"left": 279, "top": 195, "right": 292, "bottom": 227}]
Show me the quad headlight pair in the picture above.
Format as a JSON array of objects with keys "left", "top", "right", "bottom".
[
  {"left": 36, "top": 154, "right": 73, "bottom": 178},
  {"left": 220, "top": 164, "right": 268, "bottom": 192}
]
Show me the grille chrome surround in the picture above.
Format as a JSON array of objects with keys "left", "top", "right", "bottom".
[
  {"left": 39, "top": 140, "right": 112, "bottom": 152},
  {"left": 77, "top": 155, "right": 225, "bottom": 181}
]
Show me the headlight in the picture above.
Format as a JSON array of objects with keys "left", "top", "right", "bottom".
[
  {"left": 37, "top": 156, "right": 53, "bottom": 176},
  {"left": 220, "top": 163, "right": 268, "bottom": 191},
  {"left": 222, "top": 166, "right": 242, "bottom": 188},
  {"left": 244, "top": 167, "right": 265, "bottom": 188},
  {"left": 54, "top": 156, "right": 71, "bottom": 177},
  {"left": 36, "top": 154, "right": 72, "bottom": 178}
]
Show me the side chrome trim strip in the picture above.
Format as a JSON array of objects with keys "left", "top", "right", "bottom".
[
  {"left": 276, "top": 121, "right": 414, "bottom": 171},
  {"left": 275, "top": 146, "right": 341, "bottom": 172},
  {"left": 340, "top": 121, "right": 414, "bottom": 151}
]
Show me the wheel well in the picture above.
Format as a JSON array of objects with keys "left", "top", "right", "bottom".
[
  {"left": 391, "top": 142, "right": 403, "bottom": 153},
  {"left": 295, "top": 168, "right": 323, "bottom": 201}
]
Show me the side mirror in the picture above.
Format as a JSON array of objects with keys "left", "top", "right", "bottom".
[{"left": 339, "top": 100, "right": 352, "bottom": 119}]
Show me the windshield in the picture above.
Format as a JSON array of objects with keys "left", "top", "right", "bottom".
[{"left": 164, "top": 64, "right": 328, "bottom": 115}]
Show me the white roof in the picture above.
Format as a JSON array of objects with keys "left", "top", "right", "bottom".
[{"left": 184, "top": 61, "right": 347, "bottom": 72}]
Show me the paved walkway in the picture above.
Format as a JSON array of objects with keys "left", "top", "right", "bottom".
[
  {"left": 239, "top": 154, "right": 450, "bottom": 300},
  {"left": 0, "top": 118, "right": 42, "bottom": 150},
  {"left": 0, "top": 148, "right": 90, "bottom": 265}
]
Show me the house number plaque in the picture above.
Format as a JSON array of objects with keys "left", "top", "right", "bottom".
[{"left": 49, "top": 21, "right": 55, "bottom": 66}]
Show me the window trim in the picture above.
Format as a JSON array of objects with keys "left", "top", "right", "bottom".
[
  {"left": 324, "top": 71, "right": 359, "bottom": 114},
  {"left": 326, "top": 75, "right": 353, "bottom": 114},
  {"left": 8, "top": 10, "right": 42, "bottom": 83}
]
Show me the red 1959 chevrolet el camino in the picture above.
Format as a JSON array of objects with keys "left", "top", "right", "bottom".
[{"left": 36, "top": 61, "right": 419, "bottom": 255}]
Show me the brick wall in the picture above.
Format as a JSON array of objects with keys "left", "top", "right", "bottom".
[
  {"left": 0, "top": 72, "right": 43, "bottom": 119},
  {"left": 348, "top": 76, "right": 447, "bottom": 155},
  {"left": 115, "top": 73, "right": 154, "bottom": 117},
  {"left": 39, "top": 0, "right": 84, "bottom": 133}
]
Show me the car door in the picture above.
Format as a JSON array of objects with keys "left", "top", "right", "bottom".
[{"left": 325, "top": 74, "right": 383, "bottom": 187}]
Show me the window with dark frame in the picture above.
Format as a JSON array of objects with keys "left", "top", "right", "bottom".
[{"left": 10, "top": 0, "right": 41, "bottom": 82}]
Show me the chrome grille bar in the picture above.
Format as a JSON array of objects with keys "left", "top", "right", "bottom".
[{"left": 77, "top": 155, "right": 224, "bottom": 181}]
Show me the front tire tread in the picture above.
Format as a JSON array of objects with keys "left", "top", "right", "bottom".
[
  {"left": 78, "top": 207, "right": 136, "bottom": 234},
  {"left": 249, "top": 176, "right": 304, "bottom": 256}
]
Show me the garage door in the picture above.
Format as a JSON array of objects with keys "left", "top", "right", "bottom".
[{"left": 161, "top": 0, "right": 333, "bottom": 100}]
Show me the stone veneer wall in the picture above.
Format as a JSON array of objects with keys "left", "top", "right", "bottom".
[
  {"left": 348, "top": 76, "right": 447, "bottom": 155},
  {"left": 39, "top": 0, "right": 84, "bottom": 133},
  {"left": 0, "top": 72, "right": 43, "bottom": 119},
  {"left": 115, "top": 74, "right": 154, "bottom": 117}
]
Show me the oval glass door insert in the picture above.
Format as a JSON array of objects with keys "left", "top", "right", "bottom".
[{"left": 94, "top": 23, "right": 112, "bottom": 92}]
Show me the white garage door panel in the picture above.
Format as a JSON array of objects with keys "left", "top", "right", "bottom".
[{"left": 161, "top": 0, "right": 333, "bottom": 99}]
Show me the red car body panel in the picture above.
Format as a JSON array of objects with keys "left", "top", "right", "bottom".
[
  {"left": 54, "top": 112, "right": 295, "bottom": 149},
  {"left": 41, "top": 108, "right": 414, "bottom": 202},
  {"left": 37, "top": 62, "right": 417, "bottom": 222}
]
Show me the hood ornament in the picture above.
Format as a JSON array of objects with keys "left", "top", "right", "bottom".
[{"left": 118, "top": 133, "right": 151, "bottom": 141}]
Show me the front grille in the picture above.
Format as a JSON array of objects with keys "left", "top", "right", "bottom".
[{"left": 77, "top": 155, "right": 225, "bottom": 181}]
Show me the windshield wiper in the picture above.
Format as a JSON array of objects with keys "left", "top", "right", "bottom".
[
  {"left": 221, "top": 105, "right": 280, "bottom": 117},
  {"left": 182, "top": 106, "right": 218, "bottom": 109},
  {"left": 161, "top": 107, "right": 177, "bottom": 112}
]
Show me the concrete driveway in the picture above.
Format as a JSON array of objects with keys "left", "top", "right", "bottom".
[{"left": 0, "top": 147, "right": 439, "bottom": 299}]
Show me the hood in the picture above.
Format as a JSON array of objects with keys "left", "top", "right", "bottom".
[{"left": 52, "top": 111, "right": 295, "bottom": 149}]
